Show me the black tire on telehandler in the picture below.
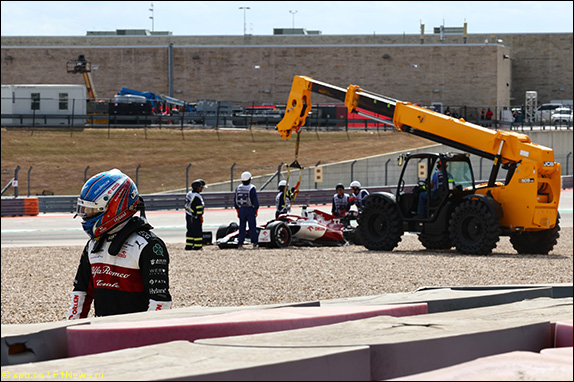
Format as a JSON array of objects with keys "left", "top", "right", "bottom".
[
  {"left": 510, "top": 219, "right": 560, "bottom": 254},
  {"left": 418, "top": 233, "right": 453, "bottom": 250},
  {"left": 449, "top": 199, "right": 500, "bottom": 255},
  {"left": 357, "top": 197, "right": 403, "bottom": 251}
]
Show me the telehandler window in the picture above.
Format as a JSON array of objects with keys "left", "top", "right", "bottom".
[{"left": 447, "top": 161, "right": 474, "bottom": 191}]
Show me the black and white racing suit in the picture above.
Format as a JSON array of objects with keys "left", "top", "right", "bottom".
[{"left": 67, "top": 216, "right": 172, "bottom": 319}]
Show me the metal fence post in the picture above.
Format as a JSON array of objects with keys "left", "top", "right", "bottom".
[
  {"left": 385, "top": 159, "right": 391, "bottom": 185},
  {"left": 230, "top": 162, "right": 236, "bottom": 191},
  {"left": 70, "top": 98, "right": 75, "bottom": 128},
  {"left": 314, "top": 161, "right": 321, "bottom": 190},
  {"left": 350, "top": 160, "right": 357, "bottom": 184},
  {"left": 260, "top": 164, "right": 283, "bottom": 191},
  {"left": 186, "top": 163, "right": 192, "bottom": 193},
  {"left": 27, "top": 166, "right": 33, "bottom": 196},
  {"left": 215, "top": 101, "right": 221, "bottom": 129},
  {"left": 136, "top": 164, "right": 141, "bottom": 189},
  {"left": 277, "top": 163, "right": 284, "bottom": 183},
  {"left": 14, "top": 165, "right": 21, "bottom": 198},
  {"left": 181, "top": 103, "right": 185, "bottom": 130}
]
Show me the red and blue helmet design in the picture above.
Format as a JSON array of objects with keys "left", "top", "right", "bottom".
[{"left": 75, "top": 169, "right": 140, "bottom": 239}]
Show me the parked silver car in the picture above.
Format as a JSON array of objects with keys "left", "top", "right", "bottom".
[
  {"left": 551, "top": 107, "right": 573, "bottom": 125},
  {"left": 535, "top": 103, "right": 562, "bottom": 122}
]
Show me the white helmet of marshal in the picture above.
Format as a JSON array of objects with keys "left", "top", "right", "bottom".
[
  {"left": 241, "top": 171, "right": 252, "bottom": 181},
  {"left": 350, "top": 180, "right": 361, "bottom": 188},
  {"left": 278, "top": 180, "right": 287, "bottom": 189}
]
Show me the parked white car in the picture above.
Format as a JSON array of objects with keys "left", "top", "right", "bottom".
[{"left": 551, "top": 108, "right": 573, "bottom": 125}]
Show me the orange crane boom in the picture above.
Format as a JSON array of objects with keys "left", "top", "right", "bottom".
[{"left": 66, "top": 55, "right": 97, "bottom": 100}]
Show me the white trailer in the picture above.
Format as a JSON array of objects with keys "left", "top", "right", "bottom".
[{"left": 1, "top": 84, "right": 87, "bottom": 126}]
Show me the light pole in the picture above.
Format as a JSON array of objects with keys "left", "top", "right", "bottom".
[
  {"left": 149, "top": 3, "right": 154, "bottom": 32},
  {"left": 239, "top": 6, "right": 250, "bottom": 36},
  {"left": 289, "top": 10, "right": 297, "bottom": 30}
]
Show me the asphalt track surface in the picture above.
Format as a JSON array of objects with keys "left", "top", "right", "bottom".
[{"left": 1, "top": 190, "right": 572, "bottom": 248}]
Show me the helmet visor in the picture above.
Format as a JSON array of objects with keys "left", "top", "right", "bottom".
[
  {"left": 75, "top": 198, "right": 104, "bottom": 220},
  {"left": 75, "top": 206, "right": 102, "bottom": 220}
]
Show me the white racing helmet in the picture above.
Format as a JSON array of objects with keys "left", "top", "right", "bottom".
[
  {"left": 241, "top": 171, "right": 252, "bottom": 181},
  {"left": 278, "top": 180, "right": 287, "bottom": 189}
]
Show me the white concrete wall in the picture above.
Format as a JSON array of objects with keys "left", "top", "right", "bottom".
[{"left": 207, "top": 130, "right": 573, "bottom": 192}]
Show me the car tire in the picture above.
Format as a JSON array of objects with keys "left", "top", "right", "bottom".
[
  {"left": 266, "top": 221, "right": 292, "bottom": 248},
  {"left": 216, "top": 222, "right": 238, "bottom": 240}
]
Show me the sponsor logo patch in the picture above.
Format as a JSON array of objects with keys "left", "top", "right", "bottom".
[{"left": 153, "top": 244, "right": 164, "bottom": 256}]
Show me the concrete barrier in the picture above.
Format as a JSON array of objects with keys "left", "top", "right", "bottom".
[{"left": 66, "top": 304, "right": 427, "bottom": 357}]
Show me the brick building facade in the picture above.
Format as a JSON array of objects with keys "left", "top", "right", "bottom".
[{"left": 1, "top": 33, "right": 572, "bottom": 110}]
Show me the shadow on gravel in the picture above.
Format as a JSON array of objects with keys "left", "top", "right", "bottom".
[{"left": 354, "top": 248, "right": 570, "bottom": 260}]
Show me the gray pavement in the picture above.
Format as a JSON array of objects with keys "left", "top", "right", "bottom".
[
  {"left": 2, "top": 190, "right": 572, "bottom": 248},
  {"left": 0, "top": 204, "right": 285, "bottom": 247}
]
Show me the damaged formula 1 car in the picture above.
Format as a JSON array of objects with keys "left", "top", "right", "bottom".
[{"left": 215, "top": 206, "right": 359, "bottom": 249}]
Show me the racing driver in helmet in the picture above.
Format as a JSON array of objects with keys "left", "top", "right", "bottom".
[{"left": 67, "top": 169, "right": 172, "bottom": 319}]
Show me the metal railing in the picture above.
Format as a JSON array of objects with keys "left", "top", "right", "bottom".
[
  {"left": 30, "top": 187, "right": 394, "bottom": 215},
  {"left": 7, "top": 177, "right": 569, "bottom": 215},
  {"left": 2, "top": 149, "right": 573, "bottom": 199}
]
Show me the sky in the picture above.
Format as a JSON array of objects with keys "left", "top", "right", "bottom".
[{"left": 1, "top": 1, "right": 573, "bottom": 37}]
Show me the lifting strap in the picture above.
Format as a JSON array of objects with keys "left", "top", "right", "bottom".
[{"left": 285, "top": 130, "right": 302, "bottom": 204}]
